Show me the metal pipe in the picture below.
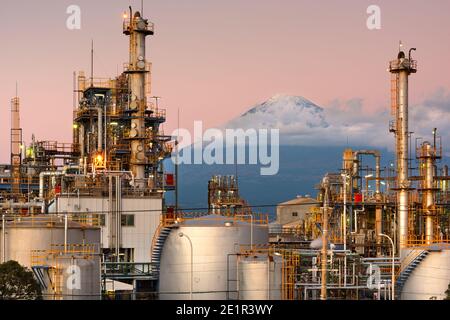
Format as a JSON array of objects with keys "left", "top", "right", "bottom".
[
  {"left": 179, "top": 232, "right": 193, "bottom": 300},
  {"left": 353, "top": 150, "right": 381, "bottom": 195},
  {"left": 353, "top": 207, "right": 365, "bottom": 234},
  {"left": 2, "top": 214, "right": 5, "bottom": 263},
  {"left": 267, "top": 255, "right": 270, "bottom": 300},
  {"left": 97, "top": 107, "right": 103, "bottom": 152},
  {"left": 376, "top": 206, "right": 383, "bottom": 256},
  {"left": 423, "top": 142, "right": 435, "bottom": 244},
  {"left": 39, "top": 171, "right": 64, "bottom": 199},
  {"left": 64, "top": 214, "right": 68, "bottom": 254},
  {"left": 108, "top": 176, "right": 114, "bottom": 254},
  {"left": 320, "top": 176, "right": 330, "bottom": 300},
  {"left": 342, "top": 174, "right": 348, "bottom": 286},
  {"left": 341, "top": 174, "right": 348, "bottom": 251},
  {"left": 379, "top": 233, "right": 395, "bottom": 300},
  {"left": 115, "top": 176, "right": 121, "bottom": 263},
  {"left": 443, "top": 165, "right": 448, "bottom": 192}
]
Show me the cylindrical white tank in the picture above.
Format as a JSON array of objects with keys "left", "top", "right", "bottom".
[
  {"left": 47, "top": 256, "right": 101, "bottom": 300},
  {"left": 238, "top": 254, "right": 282, "bottom": 300},
  {"left": 158, "top": 214, "right": 268, "bottom": 300},
  {"left": 0, "top": 216, "right": 101, "bottom": 300},
  {"left": 401, "top": 249, "right": 450, "bottom": 300},
  {"left": 0, "top": 216, "right": 100, "bottom": 267}
]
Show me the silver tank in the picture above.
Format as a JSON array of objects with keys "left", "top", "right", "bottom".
[
  {"left": 401, "top": 249, "right": 450, "bottom": 300},
  {"left": 158, "top": 214, "right": 269, "bottom": 300},
  {"left": 39, "top": 254, "right": 101, "bottom": 300},
  {"left": 238, "top": 254, "right": 282, "bottom": 300},
  {"left": 0, "top": 216, "right": 101, "bottom": 300},
  {"left": 1, "top": 216, "right": 99, "bottom": 267}
]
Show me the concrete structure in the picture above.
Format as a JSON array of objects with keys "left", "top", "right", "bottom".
[
  {"left": 276, "top": 196, "right": 320, "bottom": 226},
  {"left": 49, "top": 196, "right": 161, "bottom": 263}
]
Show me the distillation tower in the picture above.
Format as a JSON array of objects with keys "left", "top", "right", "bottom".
[{"left": 389, "top": 48, "right": 417, "bottom": 252}]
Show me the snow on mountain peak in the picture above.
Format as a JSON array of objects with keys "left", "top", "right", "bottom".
[{"left": 228, "top": 94, "right": 329, "bottom": 132}]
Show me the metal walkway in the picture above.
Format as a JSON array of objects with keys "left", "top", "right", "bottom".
[{"left": 102, "top": 262, "right": 158, "bottom": 281}]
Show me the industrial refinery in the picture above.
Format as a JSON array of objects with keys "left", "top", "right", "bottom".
[{"left": 0, "top": 4, "right": 449, "bottom": 302}]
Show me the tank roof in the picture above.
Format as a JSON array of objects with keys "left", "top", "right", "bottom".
[
  {"left": 3, "top": 216, "right": 99, "bottom": 229},
  {"left": 179, "top": 214, "right": 254, "bottom": 227}
]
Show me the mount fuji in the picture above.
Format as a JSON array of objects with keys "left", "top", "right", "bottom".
[{"left": 169, "top": 94, "right": 398, "bottom": 216}]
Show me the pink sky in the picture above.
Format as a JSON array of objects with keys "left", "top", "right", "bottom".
[{"left": 1, "top": 0, "right": 450, "bottom": 163}]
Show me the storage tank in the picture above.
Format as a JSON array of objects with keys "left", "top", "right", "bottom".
[
  {"left": 158, "top": 214, "right": 269, "bottom": 300},
  {"left": 0, "top": 216, "right": 101, "bottom": 300},
  {"left": 37, "top": 251, "right": 101, "bottom": 300},
  {"left": 401, "top": 249, "right": 450, "bottom": 300},
  {"left": 0, "top": 215, "right": 100, "bottom": 267},
  {"left": 238, "top": 254, "right": 282, "bottom": 300}
]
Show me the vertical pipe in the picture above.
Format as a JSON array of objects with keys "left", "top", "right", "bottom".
[
  {"left": 108, "top": 176, "right": 114, "bottom": 253},
  {"left": 342, "top": 174, "right": 347, "bottom": 251},
  {"left": 342, "top": 174, "right": 348, "bottom": 286},
  {"left": 320, "top": 177, "right": 329, "bottom": 300},
  {"left": 115, "top": 176, "right": 121, "bottom": 263},
  {"left": 2, "top": 214, "right": 5, "bottom": 263},
  {"left": 97, "top": 107, "right": 103, "bottom": 152},
  {"left": 376, "top": 207, "right": 383, "bottom": 256},
  {"left": 64, "top": 214, "right": 68, "bottom": 254},
  {"left": 90, "top": 40, "right": 94, "bottom": 87},
  {"left": 250, "top": 215, "right": 253, "bottom": 250},
  {"left": 423, "top": 143, "right": 435, "bottom": 244}
]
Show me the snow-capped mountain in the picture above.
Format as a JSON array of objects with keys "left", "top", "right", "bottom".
[
  {"left": 222, "top": 94, "right": 392, "bottom": 148},
  {"left": 226, "top": 94, "right": 329, "bottom": 131}
]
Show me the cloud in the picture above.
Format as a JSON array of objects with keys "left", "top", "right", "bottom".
[{"left": 223, "top": 91, "right": 450, "bottom": 156}]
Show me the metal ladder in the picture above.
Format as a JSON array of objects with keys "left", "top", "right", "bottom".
[
  {"left": 395, "top": 250, "right": 429, "bottom": 299},
  {"left": 150, "top": 225, "right": 174, "bottom": 278}
]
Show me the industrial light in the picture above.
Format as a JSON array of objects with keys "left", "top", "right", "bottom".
[
  {"left": 123, "top": 13, "right": 128, "bottom": 19},
  {"left": 110, "top": 122, "right": 118, "bottom": 126},
  {"left": 381, "top": 182, "right": 386, "bottom": 186},
  {"left": 365, "top": 174, "right": 374, "bottom": 178},
  {"left": 73, "top": 124, "right": 79, "bottom": 129}
]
